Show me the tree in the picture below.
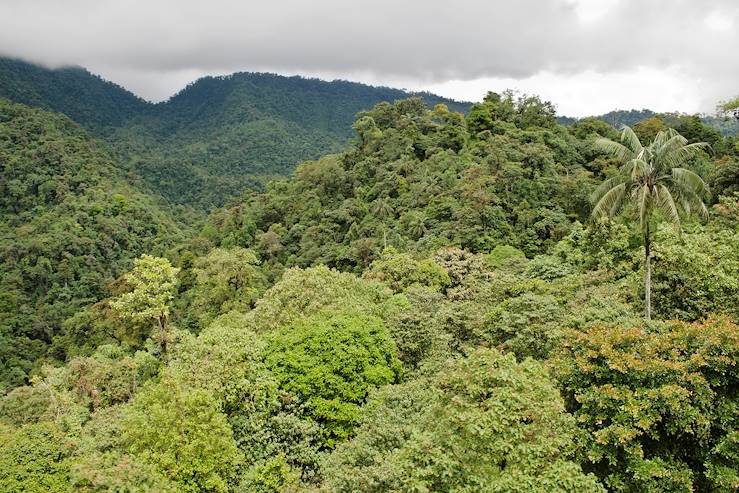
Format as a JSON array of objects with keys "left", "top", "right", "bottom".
[
  {"left": 485, "top": 292, "right": 564, "bottom": 360},
  {"left": 264, "top": 313, "right": 402, "bottom": 447},
  {"left": 323, "top": 349, "right": 605, "bottom": 492},
  {"left": 110, "top": 255, "right": 179, "bottom": 353},
  {"left": 246, "top": 265, "right": 402, "bottom": 333},
  {"left": 0, "top": 421, "right": 72, "bottom": 492},
  {"left": 190, "top": 247, "right": 267, "bottom": 326},
  {"left": 590, "top": 126, "right": 709, "bottom": 319},
  {"left": 552, "top": 317, "right": 739, "bottom": 491},
  {"left": 364, "top": 247, "right": 450, "bottom": 294},
  {"left": 121, "top": 379, "right": 241, "bottom": 493}
]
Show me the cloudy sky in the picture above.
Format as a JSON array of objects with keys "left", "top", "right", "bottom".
[{"left": 0, "top": 0, "right": 737, "bottom": 116}]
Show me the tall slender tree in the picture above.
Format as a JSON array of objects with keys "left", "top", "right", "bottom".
[{"left": 590, "top": 126, "right": 710, "bottom": 319}]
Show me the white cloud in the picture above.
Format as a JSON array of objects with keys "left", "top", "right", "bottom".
[
  {"left": 402, "top": 67, "right": 700, "bottom": 116},
  {"left": 565, "top": 0, "right": 622, "bottom": 23},
  {"left": 0, "top": 0, "right": 737, "bottom": 115},
  {"left": 705, "top": 10, "right": 734, "bottom": 32}
]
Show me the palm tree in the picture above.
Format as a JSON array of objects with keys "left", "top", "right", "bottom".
[
  {"left": 591, "top": 126, "right": 710, "bottom": 319},
  {"left": 372, "top": 197, "right": 394, "bottom": 219}
]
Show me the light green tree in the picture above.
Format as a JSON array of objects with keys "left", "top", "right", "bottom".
[
  {"left": 591, "top": 126, "right": 709, "bottom": 319},
  {"left": 264, "top": 312, "right": 402, "bottom": 447},
  {"left": 0, "top": 421, "right": 72, "bottom": 492},
  {"left": 110, "top": 255, "right": 179, "bottom": 352},
  {"left": 121, "top": 379, "right": 241, "bottom": 493},
  {"left": 323, "top": 349, "right": 604, "bottom": 492}
]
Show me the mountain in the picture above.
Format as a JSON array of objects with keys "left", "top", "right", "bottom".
[
  {"left": 0, "top": 98, "right": 183, "bottom": 391},
  {"left": 108, "top": 72, "right": 471, "bottom": 208},
  {"left": 0, "top": 57, "right": 149, "bottom": 132},
  {"left": 0, "top": 58, "right": 470, "bottom": 209}
]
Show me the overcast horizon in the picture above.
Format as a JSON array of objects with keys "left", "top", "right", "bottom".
[{"left": 1, "top": 0, "right": 737, "bottom": 117}]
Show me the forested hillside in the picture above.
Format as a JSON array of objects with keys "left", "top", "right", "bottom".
[
  {"left": 0, "top": 58, "right": 469, "bottom": 208},
  {"left": 0, "top": 58, "right": 149, "bottom": 132},
  {"left": 1, "top": 89, "right": 737, "bottom": 492},
  {"left": 0, "top": 99, "right": 183, "bottom": 392}
]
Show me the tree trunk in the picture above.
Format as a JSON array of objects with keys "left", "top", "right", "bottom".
[
  {"left": 644, "top": 233, "right": 652, "bottom": 320},
  {"left": 159, "top": 314, "right": 169, "bottom": 356}
]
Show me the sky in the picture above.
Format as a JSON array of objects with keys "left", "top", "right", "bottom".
[{"left": 0, "top": 0, "right": 737, "bottom": 117}]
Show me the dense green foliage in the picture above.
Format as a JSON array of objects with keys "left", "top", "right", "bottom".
[
  {"left": 562, "top": 108, "right": 739, "bottom": 137},
  {"left": 201, "top": 93, "right": 596, "bottom": 270},
  {"left": 1, "top": 71, "right": 738, "bottom": 492},
  {"left": 122, "top": 378, "right": 242, "bottom": 492},
  {"left": 265, "top": 313, "right": 402, "bottom": 446},
  {"left": 0, "top": 58, "right": 469, "bottom": 208},
  {"left": 323, "top": 349, "right": 605, "bottom": 492},
  {"left": 0, "top": 58, "right": 148, "bottom": 132},
  {"left": 553, "top": 317, "right": 739, "bottom": 491},
  {"left": 0, "top": 99, "right": 182, "bottom": 392}
]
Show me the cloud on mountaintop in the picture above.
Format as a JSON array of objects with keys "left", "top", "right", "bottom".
[{"left": 0, "top": 0, "right": 737, "bottom": 115}]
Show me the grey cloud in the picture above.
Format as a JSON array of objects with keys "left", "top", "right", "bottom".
[{"left": 0, "top": 0, "right": 737, "bottom": 109}]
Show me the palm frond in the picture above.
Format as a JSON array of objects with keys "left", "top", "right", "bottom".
[
  {"left": 620, "top": 126, "right": 643, "bottom": 155},
  {"left": 671, "top": 186, "right": 709, "bottom": 221},
  {"left": 656, "top": 134, "right": 688, "bottom": 169},
  {"left": 591, "top": 182, "right": 626, "bottom": 220},
  {"left": 651, "top": 130, "right": 669, "bottom": 149},
  {"left": 594, "top": 137, "right": 635, "bottom": 161},
  {"left": 698, "top": 200, "right": 709, "bottom": 220},
  {"left": 656, "top": 184, "right": 681, "bottom": 231},
  {"left": 590, "top": 175, "right": 626, "bottom": 205},
  {"left": 671, "top": 168, "right": 710, "bottom": 197},
  {"left": 680, "top": 141, "right": 711, "bottom": 158}
]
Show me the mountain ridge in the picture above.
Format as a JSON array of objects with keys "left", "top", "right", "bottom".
[{"left": 0, "top": 57, "right": 471, "bottom": 209}]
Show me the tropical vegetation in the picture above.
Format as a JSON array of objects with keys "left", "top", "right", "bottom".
[{"left": 0, "top": 59, "right": 738, "bottom": 492}]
